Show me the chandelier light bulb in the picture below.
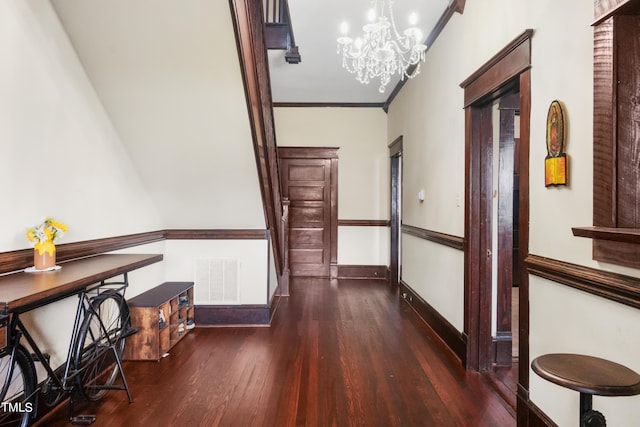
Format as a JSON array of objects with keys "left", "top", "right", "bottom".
[
  {"left": 367, "top": 8, "right": 376, "bottom": 22},
  {"left": 335, "top": 0, "right": 428, "bottom": 93},
  {"left": 409, "top": 12, "right": 418, "bottom": 26}
]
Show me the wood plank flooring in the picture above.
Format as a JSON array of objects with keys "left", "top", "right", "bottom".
[{"left": 37, "top": 279, "right": 515, "bottom": 426}]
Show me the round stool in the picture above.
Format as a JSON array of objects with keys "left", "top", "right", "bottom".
[{"left": 532, "top": 353, "right": 640, "bottom": 426}]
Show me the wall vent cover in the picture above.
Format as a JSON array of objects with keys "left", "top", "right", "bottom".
[{"left": 194, "top": 258, "right": 240, "bottom": 304}]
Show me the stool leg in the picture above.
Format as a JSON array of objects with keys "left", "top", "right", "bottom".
[
  {"left": 580, "top": 393, "right": 606, "bottom": 427},
  {"left": 579, "top": 393, "right": 592, "bottom": 421}
]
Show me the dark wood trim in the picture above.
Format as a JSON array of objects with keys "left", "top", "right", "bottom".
[
  {"left": 572, "top": 226, "right": 640, "bottom": 243},
  {"left": 0, "top": 229, "right": 271, "bottom": 275},
  {"left": 337, "top": 265, "right": 388, "bottom": 280},
  {"left": 229, "top": 0, "right": 285, "bottom": 278},
  {"left": 383, "top": 0, "right": 466, "bottom": 111},
  {"left": 460, "top": 30, "right": 533, "bottom": 107},
  {"left": 195, "top": 304, "right": 271, "bottom": 326},
  {"left": 587, "top": 12, "right": 640, "bottom": 270},
  {"left": 388, "top": 135, "right": 403, "bottom": 156},
  {"left": 493, "top": 332, "right": 512, "bottom": 367},
  {"left": 273, "top": 102, "right": 385, "bottom": 109},
  {"left": 518, "top": 69, "right": 532, "bottom": 391},
  {"left": 462, "top": 32, "right": 532, "bottom": 412},
  {"left": 0, "top": 231, "right": 165, "bottom": 275},
  {"left": 330, "top": 155, "right": 339, "bottom": 279},
  {"left": 389, "top": 136, "right": 403, "bottom": 287},
  {"left": 402, "top": 224, "right": 464, "bottom": 250},
  {"left": 518, "top": 392, "right": 558, "bottom": 427},
  {"left": 464, "top": 105, "right": 480, "bottom": 369},
  {"left": 525, "top": 254, "right": 640, "bottom": 310},
  {"left": 278, "top": 146, "right": 339, "bottom": 159},
  {"left": 338, "top": 219, "right": 390, "bottom": 227},
  {"left": 477, "top": 103, "right": 494, "bottom": 372},
  {"left": 165, "top": 229, "right": 268, "bottom": 240},
  {"left": 594, "top": 0, "right": 640, "bottom": 24},
  {"left": 399, "top": 280, "right": 467, "bottom": 365},
  {"left": 592, "top": 19, "right": 615, "bottom": 233}
]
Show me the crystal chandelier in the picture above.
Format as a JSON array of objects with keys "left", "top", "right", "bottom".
[{"left": 337, "top": 0, "right": 427, "bottom": 93}]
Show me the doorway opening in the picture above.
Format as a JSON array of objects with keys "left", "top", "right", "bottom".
[
  {"left": 485, "top": 92, "right": 521, "bottom": 404},
  {"left": 461, "top": 30, "right": 532, "bottom": 416},
  {"left": 389, "top": 136, "right": 403, "bottom": 287}
]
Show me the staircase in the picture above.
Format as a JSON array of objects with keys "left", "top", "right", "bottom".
[{"left": 263, "top": 0, "right": 301, "bottom": 64}]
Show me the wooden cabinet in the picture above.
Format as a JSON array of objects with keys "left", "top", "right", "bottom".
[{"left": 124, "top": 282, "right": 195, "bottom": 361}]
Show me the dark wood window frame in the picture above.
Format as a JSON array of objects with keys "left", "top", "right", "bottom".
[{"left": 572, "top": 0, "right": 640, "bottom": 269}]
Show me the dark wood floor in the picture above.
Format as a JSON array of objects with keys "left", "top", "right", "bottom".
[{"left": 38, "top": 279, "right": 515, "bottom": 426}]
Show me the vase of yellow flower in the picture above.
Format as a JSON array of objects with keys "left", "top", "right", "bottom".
[{"left": 26, "top": 217, "right": 68, "bottom": 270}]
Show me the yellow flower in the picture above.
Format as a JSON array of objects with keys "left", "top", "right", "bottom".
[
  {"left": 26, "top": 217, "right": 68, "bottom": 249},
  {"left": 49, "top": 220, "right": 68, "bottom": 232}
]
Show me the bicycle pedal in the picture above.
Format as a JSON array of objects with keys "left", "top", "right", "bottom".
[{"left": 70, "top": 414, "right": 96, "bottom": 425}]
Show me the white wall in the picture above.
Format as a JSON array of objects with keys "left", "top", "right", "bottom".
[
  {"left": 0, "top": 0, "right": 166, "bottom": 369},
  {"left": 163, "top": 240, "right": 269, "bottom": 305},
  {"left": 388, "top": 0, "right": 640, "bottom": 425},
  {"left": 274, "top": 107, "right": 390, "bottom": 265},
  {"left": 0, "top": 1, "right": 164, "bottom": 251},
  {"left": 1, "top": 0, "right": 269, "bottom": 372}
]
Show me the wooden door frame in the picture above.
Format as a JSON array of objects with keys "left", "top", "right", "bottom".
[
  {"left": 278, "top": 147, "right": 339, "bottom": 278},
  {"left": 495, "top": 94, "right": 520, "bottom": 367},
  {"left": 460, "top": 30, "right": 532, "bottom": 410},
  {"left": 389, "top": 136, "right": 403, "bottom": 287}
]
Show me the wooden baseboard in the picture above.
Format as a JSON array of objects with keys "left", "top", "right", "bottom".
[
  {"left": 195, "top": 305, "right": 272, "bottom": 326},
  {"left": 337, "top": 265, "right": 389, "bottom": 280},
  {"left": 399, "top": 281, "right": 467, "bottom": 365},
  {"left": 493, "top": 331, "right": 513, "bottom": 367},
  {"left": 517, "top": 392, "right": 558, "bottom": 427}
]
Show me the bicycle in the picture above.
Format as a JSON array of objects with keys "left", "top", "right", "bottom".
[{"left": 0, "top": 275, "right": 136, "bottom": 426}]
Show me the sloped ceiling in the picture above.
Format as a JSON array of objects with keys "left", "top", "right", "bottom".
[{"left": 51, "top": 0, "right": 266, "bottom": 229}]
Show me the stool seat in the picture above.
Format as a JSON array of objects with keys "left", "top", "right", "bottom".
[{"left": 532, "top": 353, "right": 640, "bottom": 397}]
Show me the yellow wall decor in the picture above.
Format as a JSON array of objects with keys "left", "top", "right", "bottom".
[{"left": 545, "top": 100, "right": 568, "bottom": 186}]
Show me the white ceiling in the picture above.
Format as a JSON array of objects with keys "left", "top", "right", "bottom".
[
  {"left": 46, "top": 0, "right": 452, "bottom": 225},
  {"left": 268, "top": 0, "right": 451, "bottom": 104}
]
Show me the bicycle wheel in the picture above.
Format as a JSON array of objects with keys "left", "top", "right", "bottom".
[
  {"left": 74, "top": 291, "right": 130, "bottom": 401},
  {"left": 0, "top": 344, "right": 37, "bottom": 427}
]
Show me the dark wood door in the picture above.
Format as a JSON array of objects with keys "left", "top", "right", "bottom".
[
  {"left": 279, "top": 148, "right": 338, "bottom": 277},
  {"left": 389, "top": 137, "right": 403, "bottom": 286}
]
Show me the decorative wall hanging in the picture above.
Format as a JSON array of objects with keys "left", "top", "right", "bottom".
[{"left": 545, "top": 100, "right": 568, "bottom": 186}]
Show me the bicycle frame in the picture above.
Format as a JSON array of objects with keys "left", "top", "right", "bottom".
[{"left": 1, "top": 273, "right": 131, "bottom": 422}]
